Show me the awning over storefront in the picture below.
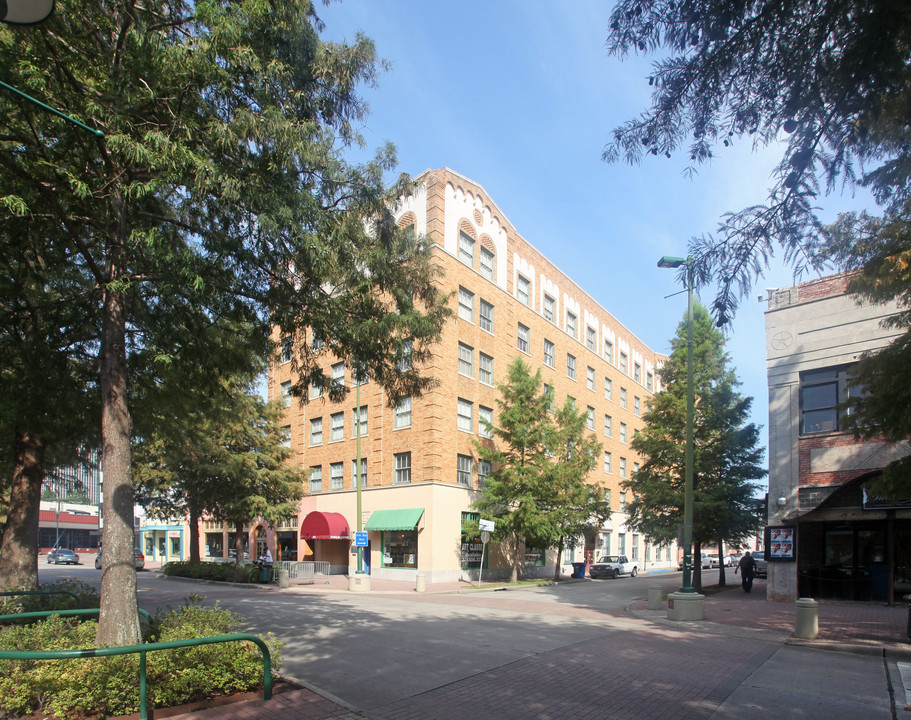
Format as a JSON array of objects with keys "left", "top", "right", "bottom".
[
  {"left": 364, "top": 508, "right": 425, "bottom": 532},
  {"left": 300, "top": 511, "right": 350, "bottom": 540}
]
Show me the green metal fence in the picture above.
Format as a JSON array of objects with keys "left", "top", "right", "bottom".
[{"left": 0, "top": 589, "right": 82, "bottom": 609}]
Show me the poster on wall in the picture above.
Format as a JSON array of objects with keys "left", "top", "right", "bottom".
[{"left": 764, "top": 526, "right": 796, "bottom": 561}]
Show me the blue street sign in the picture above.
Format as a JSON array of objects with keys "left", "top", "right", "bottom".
[{"left": 355, "top": 532, "right": 368, "bottom": 547}]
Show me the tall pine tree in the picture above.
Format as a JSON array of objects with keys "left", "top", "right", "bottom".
[{"left": 625, "top": 303, "right": 765, "bottom": 590}]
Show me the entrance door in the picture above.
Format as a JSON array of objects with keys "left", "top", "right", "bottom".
[{"left": 363, "top": 541, "right": 371, "bottom": 574}]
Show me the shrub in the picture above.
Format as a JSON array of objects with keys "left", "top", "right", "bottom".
[
  {"left": 0, "top": 597, "right": 283, "bottom": 718},
  {"left": 0, "top": 579, "right": 100, "bottom": 617},
  {"left": 161, "top": 560, "right": 248, "bottom": 582}
]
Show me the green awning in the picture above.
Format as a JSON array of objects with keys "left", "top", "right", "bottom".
[{"left": 364, "top": 508, "right": 424, "bottom": 532}]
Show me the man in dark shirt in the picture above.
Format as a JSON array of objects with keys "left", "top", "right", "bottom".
[{"left": 735, "top": 551, "right": 757, "bottom": 593}]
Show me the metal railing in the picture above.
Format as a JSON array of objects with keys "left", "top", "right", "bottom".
[
  {"left": 0, "top": 589, "right": 82, "bottom": 609},
  {"left": 0, "top": 631, "right": 272, "bottom": 720},
  {"left": 0, "top": 607, "right": 151, "bottom": 624},
  {"left": 277, "top": 560, "right": 330, "bottom": 584}
]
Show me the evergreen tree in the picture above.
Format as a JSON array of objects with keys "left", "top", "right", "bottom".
[
  {"left": 0, "top": 0, "right": 448, "bottom": 645},
  {"left": 604, "top": 1, "right": 911, "bottom": 322},
  {"left": 474, "top": 358, "right": 609, "bottom": 582},
  {"left": 625, "top": 304, "right": 765, "bottom": 590},
  {"left": 473, "top": 358, "right": 553, "bottom": 583},
  {"left": 545, "top": 398, "right": 609, "bottom": 581}
]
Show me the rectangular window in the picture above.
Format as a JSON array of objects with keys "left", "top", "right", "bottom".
[
  {"left": 458, "top": 398, "right": 473, "bottom": 433},
  {"left": 619, "top": 492, "right": 627, "bottom": 511},
  {"left": 478, "top": 460, "right": 491, "bottom": 489},
  {"left": 604, "top": 377, "right": 612, "bottom": 401},
  {"left": 634, "top": 362, "right": 642, "bottom": 384},
  {"left": 586, "top": 326, "right": 596, "bottom": 351},
  {"left": 620, "top": 422, "right": 627, "bottom": 443},
  {"left": 309, "top": 466, "right": 322, "bottom": 493},
  {"left": 309, "top": 381, "right": 322, "bottom": 400},
  {"left": 634, "top": 396, "right": 641, "bottom": 416},
  {"left": 517, "top": 323, "right": 530, "bottom": 353},
  {"left": 620, "top": 387, "right": 628, "bottom": 408},
  {"left": 633, "top": 462, "right": 640, "bottom": 476},
  {"left": 480, "top": 246, "right": 495, "bottom": 280},
  {"left": 618, "top": 533, "right": 626, "bottom": 555},
  {"left": 397, "top": 339, "right": 413, "bottom": 372},
  {"left": 331, "top": 362, "right": 345, "bottom": 391},
  {"left": 646, "top": 372, "right": 654, "bottom": 392},
  {"left": 457, "top": 455, "right": 473, "bottom": 486},
  {"left": 620, "top": 457, "right": 627, "bottom": 478},
  {"left": 459, "top": 231, "right": 475, "bottom": 266},
  {"left": 309, "top": 417, "right": 323, "bottom": 446},
  {"left": 604, "top": 339, "right": 614, "bottom": 365},
  {"left": 544, "top": 339, "right": 555, "bottom": 368},
  {"left": 330, "top": 412, "right": 344, "bottom": 442},
  {"left": 604, "top": 414, "right": 613, "bottom": 437},
  {"left": 800, "top": 366, "right": 859, "bottom": 434},
  {"left": 566, "top": 353, "right": 576, "bottom": 380},
  {"left": 458, "top": 342, "right": 474, "bottom": 377},
  {"left": 620, "top": 352, "right": 628, "bottom": 375},
  {"left": 280, "top": 336, "right": 292, "bottom": 364},
  {"left": 311, "top": 334, "right": 324, "bottom": 351},
  {"left": 517, "top": 274, "right": 530, "bottom": 306},
  {"left": 280, "top": 380, "right": 292, "bottom": 407},
  {"left": 586, "top": 406, "right": 595, "bottom": 430},
  {"left": 480, "top": 299, "right": 494, "bottom": 332},
  {"left": 394, "top": 396, "right": 412, "bottom": 428},
  {"left": 604, "top": 451, "right": 612, "bottom": 474},
  {"left": 479, "top": 405, "right": 493, "bottom": 439},
  {"left": 632, "top": 533, "right": 639, "bottom": 561},
  {"left": 544, "top": 384, "right": 555, "bottom": 411},
  {"left": 479, "top": 353, "right": 494, "bottom": 386},
  {"left": 459, "top": 286, "right": 474, "bottom": 322},
  {"left": 586, "top": 366, "right": 595, "bottom": 391},
  {"left": 566, "top": 312, "right": 577, "bottom": 338},
  {"left": 280, "top": 425, "right": 291, "bottom": 448},
  {"left": 351, "top": 457, "right": 367, "bottom": 488},
  {"left": 352, "top": 405, "right": 367, "bottom": 437},
  {"left": 544, "top": 294, "right": 555, "bottom": 322},
  {"left": 330, "top": 462, "right": 344, "bottom": 491},
  {"left": 394, "top": 452, "right": 411, "bottom": 484}
]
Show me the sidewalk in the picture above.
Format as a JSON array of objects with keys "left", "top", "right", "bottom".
[{"left": 159, "top": 574, "right": 911, "bottom": 720}]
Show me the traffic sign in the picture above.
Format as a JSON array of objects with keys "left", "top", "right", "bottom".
[{"left": 354, "top": 532, "right": 368, "bottom": 547}]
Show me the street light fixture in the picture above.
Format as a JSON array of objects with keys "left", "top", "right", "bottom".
[
  {"left": 1, "top": 0, "right": 54, "bottom": 25},
  {"left": 657, "top": 255, "right": 696, "bottom": 595}
]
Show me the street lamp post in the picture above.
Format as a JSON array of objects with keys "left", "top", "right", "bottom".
[
  {"left": 355, "top": 374, "right": 363, "bottom": 575},
  {"left": 657, "top": 256, "right": 697, "bottom": 596}
]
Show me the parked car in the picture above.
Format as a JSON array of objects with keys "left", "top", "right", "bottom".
[
  {"left": 706, "top": 554, "right": 721, "bottom": 568},
  {"left": 589, "top": 555, "right": 639, "bottom": 579},
  {"left": 94, "top": 548, "right": 145, "bottom": 570},
  {"left": 727, "top": 553, "right": 743, "bottom": 567},
  {"left": 46, "top": 548, "right": 79, "bottom": 565},
  {"left": 752, "top": 551, "right": 767, "bottom": 577}
]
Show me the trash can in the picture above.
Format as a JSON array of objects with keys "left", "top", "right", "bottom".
[
  {"left": 571, "top": 562, "right": 587, "bottom": 579},
  {"left": 258, "top": 566, "right": 271, "bottom": 583},
  {"left": 278, "top": 569, "right": 289, "bottom": 588}
]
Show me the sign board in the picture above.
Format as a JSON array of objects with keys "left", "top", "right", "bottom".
[
  {"left": 354, "top": 532, "right": 368, "bottom": 548},
  {"left": 479, "top": 519, "right": 495, "bottom": 532},
  {"left": 480, "top": 530, "right": 490, "bottom": 544}
]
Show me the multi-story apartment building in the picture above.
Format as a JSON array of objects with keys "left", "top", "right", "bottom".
[
  {"left": 269, "top": 168, "right": 669, "bottom": 583},
  {"left": 765, "top": 273, "right": 911, "bottom": 603}
]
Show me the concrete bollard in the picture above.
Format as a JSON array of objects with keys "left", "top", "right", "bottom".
[
  {"left": 278, "top": 569, "right": 289, "bottom": 589},
  {"left": 415, "top": 572, "right": 426, "bottom": 593},
  {"left": 795, "top": 597, "right": 819, "bottom": 639},
  {"left": 647, "top": 585, "right": 662, "bottom": 610}
]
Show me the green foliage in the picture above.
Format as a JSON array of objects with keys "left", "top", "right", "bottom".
[
  {"left": 474, "top": 357, "right": 608, "bottom": 579},
  {"left": 626, "top": 303, "right": 766, "bottom": 551},
  {"left": 605, "top": 0, "right": 911, "bottom": 324},
  {"left": 0, "top": 598, "right": 282, "bottom": 717},
  {"left": 161, "top": 561, "right": 243, "bottom": 583}
]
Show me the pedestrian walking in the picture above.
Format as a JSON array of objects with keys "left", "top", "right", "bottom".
[{"left": 735, "top": 551, "right": 757, "bottom": 593}]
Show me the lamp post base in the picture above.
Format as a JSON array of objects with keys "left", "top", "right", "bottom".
[
  {"left": 348, "top": 574, "right": 371, "bottom": 593},
  {"left": 666, "top": 591, "right": 705, "bottom": 621}
]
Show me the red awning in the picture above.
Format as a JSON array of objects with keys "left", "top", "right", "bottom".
[{"left": 300, "top": 511, "right": 350, "bottom": 540}]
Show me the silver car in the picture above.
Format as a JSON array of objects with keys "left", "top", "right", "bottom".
[
  {"left": 94, "top": 548, "right": 145, "bottom": 570},
  {"left": 751, "top": 552, "right": 767, "bottom": 577}
]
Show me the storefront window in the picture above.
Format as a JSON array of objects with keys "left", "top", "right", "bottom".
[
  {"left": 524, "top": 547, "right": 545, "bottom": 566},
  {"left": 382, "top": 530, "right": 418, "bottom": 568},
  {"left": 205, "top": 532, "right": 223, "bottom": 557}
]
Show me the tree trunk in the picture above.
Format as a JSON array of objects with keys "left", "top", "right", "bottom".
[
  {"left": 233, "top": 521, "right": 247, "bottom": 582},
  {"left": 717, "top": 537, "right": 726, "bottom": 587},
  {"left": 553, "top": 539, "right": 564, "bottom": 581},
  {"left": 188, "top": 504, "right": 201, "bottom": 563},
  {"left": 510, "top": 534, "right": 520, "bottom": 583},
  {"left": 0, "top": 431, "right": 46, "bottom": 589},
  {"left": 96, "top": 276, "right": 140, "bottom": 647}
]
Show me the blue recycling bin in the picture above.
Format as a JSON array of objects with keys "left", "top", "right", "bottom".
[{"left": 572, "top": 562, "right": 587, "bottom": 579}]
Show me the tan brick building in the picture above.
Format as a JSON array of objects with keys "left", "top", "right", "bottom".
[{"left": 269, "top": 168, "right": 670, "bottom": 582}]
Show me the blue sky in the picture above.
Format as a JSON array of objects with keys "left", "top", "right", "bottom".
[{"left": 316, "top": 0, "right": 876, "bottom": 485}]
